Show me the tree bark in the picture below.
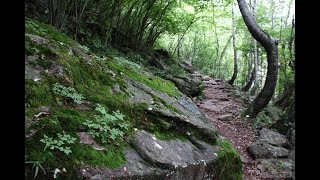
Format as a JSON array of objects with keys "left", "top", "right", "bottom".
[
  {"left": 251, "top": 0, "right": 259, "bottom": 95},
  {"left": 242, "top": 67, "right": 255, "bottom": 91},
  {"left": 228, "top": 3, "right": 238, "bottom": 85},
  {"left": 237, "top": 0, "right": 279, "bottom": 118},
  {"left": 48, "top": 0, "right": 67, "bottom": 30},
  {"left": 218, "top": 36, "right": 232, "bottom": 78}
]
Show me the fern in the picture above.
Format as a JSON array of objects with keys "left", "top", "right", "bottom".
[
  {"left": 83, "top": 104, "right": 130, "bottom": 144},
  {"left": 52, "top": 83, "right": 84, "bottom": 104}
]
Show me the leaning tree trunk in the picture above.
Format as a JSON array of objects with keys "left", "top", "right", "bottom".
[
  {"left": 242, "top": 67, "right": 255, "bottom": 91},
  {"left": 237, "top": 0, "right": 279, "bottom": 118},
  {"left": 228, "top": 3, "right": 238, "bottom": 85}
]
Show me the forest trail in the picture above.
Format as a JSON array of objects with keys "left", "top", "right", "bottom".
[{"left": 194, "top": 75, "right": 262, "bottom": 180}]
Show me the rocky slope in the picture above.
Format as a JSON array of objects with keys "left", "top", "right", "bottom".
[{"left": 25, "top": 18, "right": 242, "bottom": 179}]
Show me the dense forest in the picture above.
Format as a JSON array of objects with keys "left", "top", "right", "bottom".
[{"left": 25, "top": 0, "right": 295, "bottom": 179}]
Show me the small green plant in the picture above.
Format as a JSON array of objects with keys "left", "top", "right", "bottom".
[
  {"left": 25, "top": 161, "right": 46, "bottom": 179},
  {"left": 40, "top": 133, "right": 77, "bottom": 155},
  {"left": 83, "top": 104, "right": 130, "bottom": 144},
  {"left": 254, "top": 111, "right": 273, "bottom": 128},
  {"left": 78, "top": 44, "right": 90, "bottom": 53},
  {"left": 52, "top": 83, "right": 84, "bottom": 104}
]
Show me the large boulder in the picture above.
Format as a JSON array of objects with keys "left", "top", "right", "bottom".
[
  {"left": 78, "top": 130, "right": 240, "bottom": 180},
  {"left": 259, "top": 128, "right": 289, "bottom": 147},
  {"left": 165, "top": 74, "right": 203, "bottom": 97},
  {"left": 131, "top": 130, "right": 219, "bottom": 170},
  {"left": 78, "top": 148, "right": 170, "bottom": 179},
  {"left": 247, "top": 141, "right": 289, "bottom": 159},
  {"left": 125, "top": 77, "right": 218, "bottom": 142}
]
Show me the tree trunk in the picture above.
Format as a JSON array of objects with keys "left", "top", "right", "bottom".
[
  {"left": 237, "top": 0, "right": 279, "bottom": 118},
  {"left": 228, "top": 3, "right": 238, "bottom": 85},
  {"left": 251, "top": 0, "right": 259, "bottom": 95},
  {"left": 172, "top": 17, "right": 197, "bottom": 56},
  {"left": 274, "top": 82, "right": 294, "bottom": 110},
  {"left": 212, "top": 25, "right": 220, "bottom": 78},
  {"left": 48, "top": 0, "right": 67, "bottom": 30},
  {"left": 288, "top": 16, "right": 295, "bottom": 70},
  {"left": 218, "top": 36, "right": 232, "bottom": 78},
  {"left": 242, "top": 67, "right": 255, "bottom": 91}
]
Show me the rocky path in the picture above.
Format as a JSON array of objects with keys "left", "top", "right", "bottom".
[{"left": 193, "top": 75, "right": 266, "bottom": 180}]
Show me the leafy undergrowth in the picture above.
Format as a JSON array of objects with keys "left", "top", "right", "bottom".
[{"left": 25, "top": 18, "right": 185, "bottom": 179}]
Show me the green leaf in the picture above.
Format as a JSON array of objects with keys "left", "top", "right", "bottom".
[{"left": 34, "top": 165, "right": 39, "bottom": 179}]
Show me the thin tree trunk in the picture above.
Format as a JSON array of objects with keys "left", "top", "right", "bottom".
[
  {"left": 288, "top": 16, "right": 295, "bottom": 70},
  {"left": 251, "top": 0, "right": 259, "bottom": 95},
  {"left": 172, "top": 17, "right": 197, "bottom": 56},
  {"left": 218, "top": 36, "right": 232, "bottom": 78},
  {"left": 237, "top": 0, "right": 279, "bottom": 118},
  {"left": 228, "top": 3, "right": 238, "bottom": 85},
  {"left": 213, "top": 25, "right": 220, "bottom": 78},
  {"left": 242, "top": 67, "right": 255, "bottom": 91}
]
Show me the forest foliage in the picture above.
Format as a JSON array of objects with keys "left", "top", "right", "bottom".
[{"left": 26, "top": 0, "right": 295, "bottom": 122}]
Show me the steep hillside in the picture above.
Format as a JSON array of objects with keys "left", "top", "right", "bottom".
[{"left": 25, "top": 18, "right": 242, "bottom": 179}]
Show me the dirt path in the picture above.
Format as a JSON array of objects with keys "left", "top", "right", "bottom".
[{"left": 194, "top": 75, "right": 262, "bottom": 180}]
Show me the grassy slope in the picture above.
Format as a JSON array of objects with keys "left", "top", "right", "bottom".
[{"left": 25, "top": 17, "right": 241, "bottom": 179}]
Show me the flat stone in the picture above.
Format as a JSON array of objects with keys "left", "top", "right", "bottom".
[
  {"left": 38, "top": 106, "right": 51, "bottom": 113},
  {"left": 199, "top": 100, "right": 229, "bottom": 112},
  {"left": 218, "top": 114, "right": 233, "bottom": 121},
  {"left": 240, "top": 156, "right": 249, "bottom": 163}
]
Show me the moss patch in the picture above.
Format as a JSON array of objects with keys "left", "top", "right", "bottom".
[
  {"left": 215, "top": 139, "right": 242, "bottom": 180},
  {"left": 72, "top": 144, "right": 126, "bottom": 168},
  {"left": 106, "top": 59, "right": 181, "bottom": 97}
]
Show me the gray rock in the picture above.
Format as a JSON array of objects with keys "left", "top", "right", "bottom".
[
  {"left": 248, "top": 141, "right": 272, "bottom": 159},
  {"left": 72, "top": 46, "right": 93, "bottom": 65},
  {"left": 125, "top": 77, "right": 218, "bottom": 142},
  {"left": 288, "top": 150, "right": 295, "bottom": 160},
  {"left": 77, "top": 132, "right": 106, "bottom": 151},
  {"left": 256, "top": 158, "right": 295, "bottom": 179},
  {"left": 166, "top": 74, "right": 202, "bottom": 97},
  {"left": 199, "top": 100, "right": 229, "bottom": 112},
  {"left": 179, "top": 61, "right": 195, "bottom": 74},
  {"left": 77, "top": 130, "right": 229, "bottom": 180},
  {"left": 259, "top": 128, "right": 289, "bottom": 147},
  {"left": 26, "top": 34, "right": 49, "bottom": 45},
  {"left": 78, "top": 149, "right": 169, "bottom": 179},
  {"left": 25, "top": 63, "right": 41, "bottom": 81},
  {"left": 38, "top": 106, "right": 51, "bottom": 113},
  {"left": 289, "top": 129, "right": 295, "bottom": 148},
  {"left": 112, "top": 84, "right": 121, "bottom": 93},
  {"left": 248, "top": 141, "right": 289, "bottom": 159},
  {"left": 131, "top": 130, "right": 219, "bottom": 170},
  {"left": 218, "top": 114, "right": 233, "bottom": 121},
  {"left": 47, "top": 61, "right": 64, "bottom": 77}
]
